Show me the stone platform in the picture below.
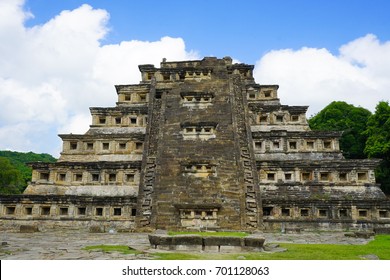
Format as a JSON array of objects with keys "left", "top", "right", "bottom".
[{"left": 148, "top": 234, "right": 266, "bottom": 252}]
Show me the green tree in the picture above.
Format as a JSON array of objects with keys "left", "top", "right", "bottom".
[
  {"left": 0, "top": 157, "right": 23, "bottom": 194},
  {"left": 364, "top": 101, "right": 390, "bottom": 194},
  {"left": 0, "top": 151, "right": 56, "bottom": 194},
  {"left": 309, "top": 101, "right": 372, "bottom": 159}
]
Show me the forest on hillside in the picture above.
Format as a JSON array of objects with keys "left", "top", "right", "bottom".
[
  {"left": 0, "top": 151, "right": 56, "bottom": 194},
  {"left": 0, "top": 100, "right": 389, "bottom": 195}
]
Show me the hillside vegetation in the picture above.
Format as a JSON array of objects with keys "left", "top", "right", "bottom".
[{"left": 0, "top": 151, "right": 56, "bottom": 194}]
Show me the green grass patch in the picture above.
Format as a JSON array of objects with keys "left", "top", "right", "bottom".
[
  {"left": 153, "top": 235, "right": 390, "bottom": 260},
  {"left": 168, "top": 231, "right": 248, "bottom": 237},
  {"left": 255, "top": 235, "right": 390, "bottom": 260},
  {"left": 0, "top": 250, "right": 12, "bottom": 256},
  {"left": 153, "top": 252, "right": 207, "bottom": 260},
  {"left": 82, "top": 245, "right": 139, "bottom": 255}
]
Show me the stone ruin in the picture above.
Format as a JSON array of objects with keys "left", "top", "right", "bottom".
[
  {"left": 0, "top": 57, "right": 389, "bottom": 233},
  {"left": 148, "top": 234, "right": 265, "bottom": 252}
]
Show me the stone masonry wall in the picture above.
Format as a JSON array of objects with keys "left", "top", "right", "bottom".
[{"left": 152, "top": 76, "right": 245, "bottom": 230}]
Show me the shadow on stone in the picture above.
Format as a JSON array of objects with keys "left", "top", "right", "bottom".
[
  {"left": 344, "top": 231, "right": 375, "bottom": 239},
  {"left": 89, "top": 225, "right": 105, "bottom": 233},
  {"left": 20, "top": 225, "right": 39, "bottom": 233}
]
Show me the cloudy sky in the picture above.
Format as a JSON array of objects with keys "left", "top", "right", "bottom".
[{"left": 1, "top": 0, "right": 389, "bottom": 156}]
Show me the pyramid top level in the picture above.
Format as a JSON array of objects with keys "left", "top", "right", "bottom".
[{"left": 136, "top": 56, "right": 255, "bottom": 83}]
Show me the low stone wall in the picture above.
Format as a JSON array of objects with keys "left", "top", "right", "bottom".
[
  {"left": 0, "top": 219, "right": 135, "bottom": 233},
  {"left": 264, "top": 219, "right": 390, "bottom": 233},
  {"left": 148, "top": 234, "right": 265, "bottom": 252}
]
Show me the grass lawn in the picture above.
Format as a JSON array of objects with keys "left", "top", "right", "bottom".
[{"left": 153, "top": 234, "right": 390, "bottom": 260}]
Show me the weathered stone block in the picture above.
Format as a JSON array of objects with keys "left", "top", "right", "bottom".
[
  {"left": 355, "top": 231, "right": 375, "bottom": 239},
  {"left": 89, "top": 225, "right": 105, "bottom": 233},
  {"left": 172, "top": 235, "right": 203, "bottom": 246},
  {"left": 219, "top": 245, "right": 244, "bottom": 253},
  {"left": 148, "top": 234, "right": 173, "bottom": 247},
  {"left": 203, "top": 236, "right": 243, "bottom": 247},
  {"left": 244, "top": 236, "right": 265, "bottom": 248},
  {"left": 203, "top": 245, "right": 220, "bottom": 253},
  {"left": 20, "top": 225, "right": 39, "bottom": 233}
]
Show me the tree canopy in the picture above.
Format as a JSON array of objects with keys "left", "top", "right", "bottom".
[
  {"left": 364, "top": 101, "right": 390, "bottom": 158},
  {"left": 0, "top": 157, "right": 23, "bottom": 194},
  {"left": 0, "top": 151, "right": 56, "bottom": 194},
  {"left": 308, "top": 101, "right": 372, "bottom": 159},
  {"left": 363, "top": 101, "right": 390, "bottom": 194}
]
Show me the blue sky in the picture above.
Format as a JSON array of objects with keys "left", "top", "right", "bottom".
[
  {"left": 24, "top": 0, "right": 390, "bottom": 62},
  {"left": 1, "top": 0, "right": 390, "bottom": 156}
]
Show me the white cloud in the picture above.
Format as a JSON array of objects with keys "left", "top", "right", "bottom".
[
  {"left": 94, "top": 37, "right": 199, "bottom": 85},
  {"left": 0, "top": 1, "right": 199, "bottom": 156},
  {"left": 254, "top": 34, "right": 390, "bottom": 117},
  {"left": 59, "top": 114, "right": 91, "bottom": 135},
  {"left": 2, "top": 1, "right": 388, "bottom": 158}
]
